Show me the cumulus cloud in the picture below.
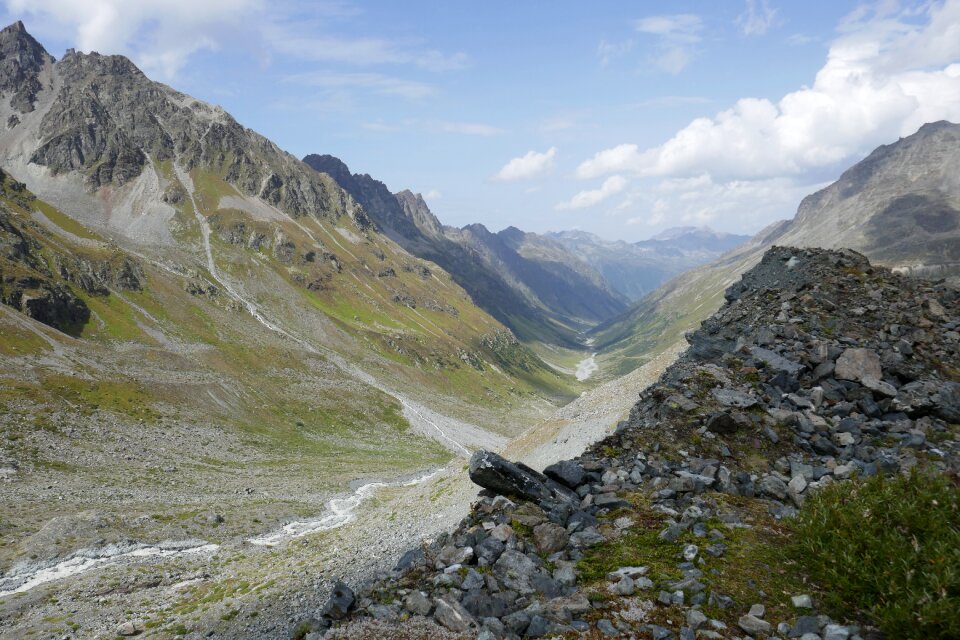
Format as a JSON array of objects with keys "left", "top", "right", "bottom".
[
  {"left": 575, "top": 144, "right": 641, "bottom": 179},
  {"left": 7, "top": 0, "right": 263, "bottom": 78},
  {"left": 556, "top": 175, "right": 627, "bottom": 210},
  {"left": 623, "top": 175, "right": 819, "bottom": 231},
  {"left": 737, "top": 0, "right": 778, "bottom": 36},
  {"left": 494, "top": 147, "right": 558, "bottom": 182},
  {"left": 424, "top": 189, "right": 442, "bottom": 200},
  {"left": 577, "top": 1, "right": 960, "bottom": 181},
  {"left": 635, "top": 13, "right": 703, "bottom": 74}
]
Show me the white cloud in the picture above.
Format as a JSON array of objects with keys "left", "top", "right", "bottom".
[
  {"left": 494, "top": 147, "right": 558, "bottom": 182},
  {"left": 283, "top": 72, "right": 434, "bottom": 99},
  {"left": 557, "top": 175, "right": 627, "bottom": 210},
  {"left": 597, "top": 38, "right": 633, "bottom": 67},
  {"left": 635, "top": 14, "right": 702, "bottom": 41},
  {"left": 8, "top": 0, "right": 468, "bottom": 79},
  {"left": 424, "top": 189, "right": 442, "bottom": 200},
  {"left": 578, "top": 1, "right": 960, "bottom": 182},
  {"left": 624, "top": 175, "right": 819, "bottom": 231},
  {"left": 265, "top": 28, "right": 469, "bottom": 71},
  {"left": 438, "top": 122, "right": 504, "bottom": 136},
  {"left": 737, "top": 0, "right": 778, "bottom": 36},
  {"left": 575, "top": 144, "right": 641, "bottom": 179},
  {"left": 635, "top": 13, "right": 703, "bottom": 73},
  {"left": 7, "top": 0, "right": 263, "bottom": 78}
]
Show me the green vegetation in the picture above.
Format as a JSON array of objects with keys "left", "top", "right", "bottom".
[
  {"left": 791, "top": 470, "right": 960, "bottom": 639},
  {"left": 32, "top": 199, "right": 102, "bottom": 241}
]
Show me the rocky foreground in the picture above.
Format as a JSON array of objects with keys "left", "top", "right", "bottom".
[{"left": 292, "top": 247, "right": 959, "bottom": 640}]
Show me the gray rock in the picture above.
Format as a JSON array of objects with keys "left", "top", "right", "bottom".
[
  {"left": 533, "top": 522, "right": 569, "bottom": 554},
  {"left": 750, "top": 346, "right": 804, "bottom": 374},
  {"left": 712, "top": 388, "right": 759, "bottom": 408},
  {"left": 543, "top": 459, "right": 586, "bottom": 489},
  {"left": 526, "top": 614, "right": 549, "bottom": 637},
  {"left": 553, "top": 560, "right": 578, "bottom": 586},
  {"left": 862, "top": 375, "right": 897, "bottom": 397},
  {"left": 706, "top": 412, "right": 740, "bottom": 434},
  {"left": 611, "top": 575, "right": 635, "bottom": 595},
  {"left": 569, "top": 527, "right": 604, "bottom": 548},
  {"left": 469, "top": 450, "right": 576, "bottom": 506},
  {"left": 403, "top": 590, "right": 432, "bottom": 616},
  {"left": 432, "top": 597, "right": 474, "bottom": 632},
  {"left": 738, "top": 614, "right": 771, "bottom": 636},
  {"left": 759, "top": 474, "right": 788, "bottom": 500},
  {"left": 597, "top": 618, "right": 618, "bottom": 636},
  {"left": 493, "top": 549, "right": 539, "bottom": 594},
  {"left": 823, "top": 624, "right": 851, "bottom": 640},
  {"left": 790, "top": 615, "right": 820, "bottom": 636},
  {"left": 687, "top": 608, "right": 708, "bottom": 629},
  {"left": 475, "top": 536, "right": 505, "bottom": 565},
  {"left": 835, "top": 348, "right": 882, "bottom": 383},
  {"left": 791, "top": 594, "right": 813, "bottom": 609},
  {"left": 320, "top": 581, "right": 354, "bottom": 620},
  {"left": 116, "top": 621, "right": 144, "bottom": 636},
  {"left": 367, "top": 604, "right": 398, "bottom": 621}
]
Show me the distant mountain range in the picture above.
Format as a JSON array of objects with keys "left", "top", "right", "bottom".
[
  {"left": 594, "top": 120, "right": 960, "bottom": 375},
  {"left": 548, "top": 227, "right": 749, "bottom": 302},
  {"left": 303, "top": 154, "right": 749, "bottom": 345}
]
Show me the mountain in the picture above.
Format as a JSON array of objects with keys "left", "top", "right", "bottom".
[
  {"left": 549, "top": 226, "right": 749, "bottom": 301},
  {"left": 0, "top": 23, "right": 591, "bottom": 631},
  {"left": 307, "top": 246, "right": 960, "bottom": 638},
  {"left": 594, "top": 121, "right": 960, "bottom": 375},
  {"left": 303, "top": 154, "right": 627, "bottom": 346}
]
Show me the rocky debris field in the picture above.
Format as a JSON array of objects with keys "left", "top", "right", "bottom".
[{"left": 298, "top": 247, "right": 959, "bottom": 640}]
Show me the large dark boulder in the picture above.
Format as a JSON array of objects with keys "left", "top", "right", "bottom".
[
  {"left": 543, "top": 459, "right": 586, "bottom": 489},
  {"left": 320, "top": 581, "right": 354, "bottom": 620},
  {"left": 468, "top": 450, "right": 578, "bottom": 506}
]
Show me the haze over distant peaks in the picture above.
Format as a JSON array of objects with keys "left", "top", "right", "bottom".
[{"left": 548, "top": 226, "right": 749, "bottom": 302}]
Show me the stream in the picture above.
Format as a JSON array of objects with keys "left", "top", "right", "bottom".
[
  {"left": 247, "top": 469, "right": 442, "bottom": 547},
  {"left": 0, "top": 541, "right": 219, "bottom": 598}
]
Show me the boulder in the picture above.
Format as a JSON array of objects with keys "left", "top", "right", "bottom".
[
  {"left": 469, "top": 450, "right": 576, "bottom": 506},
  {"left": 533, "top": 522, "right": 569, "bottom": 555},
  {"left": 543, "top": 459, "right": 586, "bottom": 489},
  {"left": 320, "top": 581, "right": 354, "bottom": 620},
  {"left": 433, "top": 597, "right": 475, "bottom": 632},
  {"left": 835, "top": 348, "right": 882, "bottom": 383}
]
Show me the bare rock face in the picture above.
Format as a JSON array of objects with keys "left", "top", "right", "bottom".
[
  {"left": 0, "top": 23, "right": 370, "bottom": 230},
  {"left": 0, "top": 21, "right": 53, "bottom": 113}
]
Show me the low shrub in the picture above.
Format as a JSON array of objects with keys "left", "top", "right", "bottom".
[{"left": 790, "top": 469, "right": 960, "bottom": 639}]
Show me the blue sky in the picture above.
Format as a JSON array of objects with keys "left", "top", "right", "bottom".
[{"left": 6, "top": 1, "right": 960, "bottom": 240}]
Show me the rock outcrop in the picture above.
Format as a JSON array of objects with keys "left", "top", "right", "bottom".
[{"left": 305, "top": 247, "right": 959, "bottom": 639}]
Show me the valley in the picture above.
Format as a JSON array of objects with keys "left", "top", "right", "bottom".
[{"left": 0, "top": 11, "right": 957, "bottom": 640}]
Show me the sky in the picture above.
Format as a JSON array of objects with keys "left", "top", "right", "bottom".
[{"left": 4, "top": 1, "right": 960, "bottom": 241}]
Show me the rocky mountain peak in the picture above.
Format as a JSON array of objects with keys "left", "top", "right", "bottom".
[
  {"left": 302, "top": 154, "right": 357, "bottom": 190},
  {"left": 0, "top": 20, "right": 54, "bottom": 113}
]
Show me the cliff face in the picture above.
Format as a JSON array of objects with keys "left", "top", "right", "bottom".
[{"left": 304, "top": 246, "right": 959, "bottom": 639}]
